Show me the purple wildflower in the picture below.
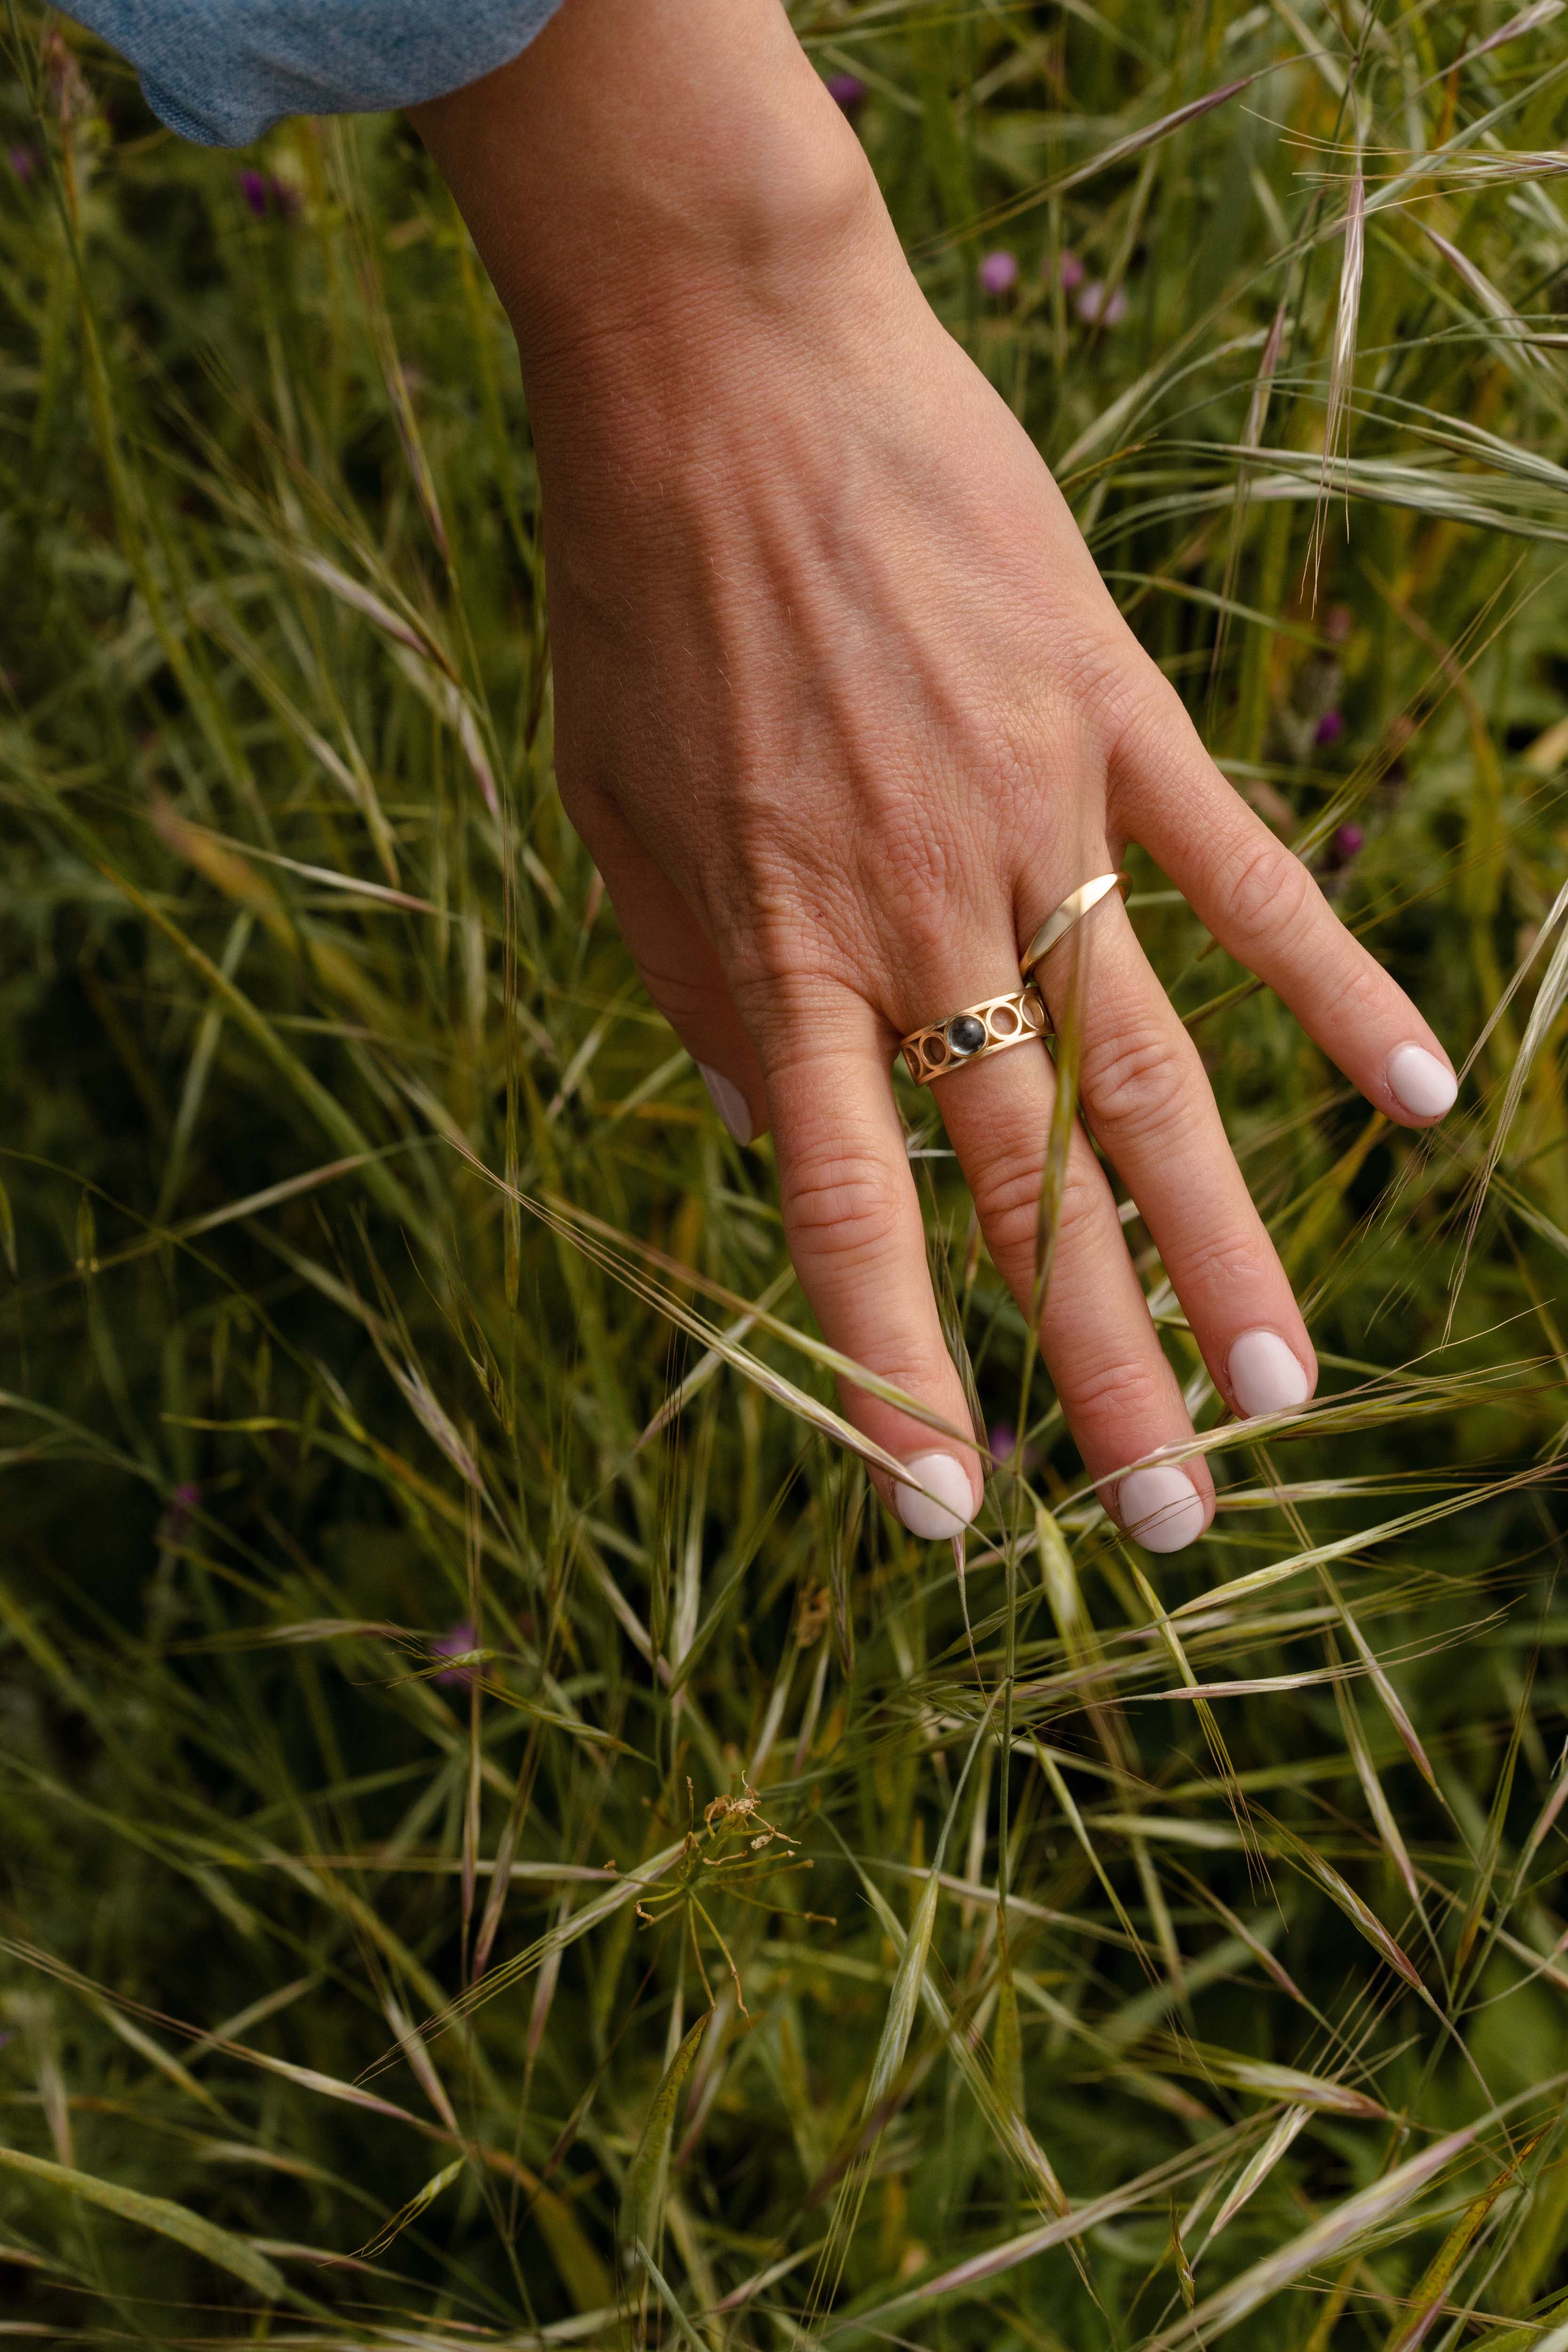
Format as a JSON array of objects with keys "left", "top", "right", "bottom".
[
  {"left": 1056, "top": 249, "right": 1086, "bottom": 292},
  {"left": 7, "top": 144, "right": 37, "bottom": 186},
  {"left": 160, "top": 1482, "right": 201, "bottom": 1545},
  {"left": 1075, "top": 279, "right": 1128, "bottom": 326},
  {"left": 825, "top": 72, "right": 867, "bottom": 111},
  {"left": 987, "top": 1424, "right": 1018, "bottom": 1469},
  {"left": 238, "top": 168, "right": 300, "bottom": 221},
  {"left": 1327, "top": 824, "right": 1364, "bottom": 870},
  {"left": 431, "top": 1620, "right": 478, "bottom": 1689},
  {"left": 979, "top": 248, "right": 1019, "bottom": 296},
  {"left": 1314, "top": 708, "right": 1345, "bottom": 747}
]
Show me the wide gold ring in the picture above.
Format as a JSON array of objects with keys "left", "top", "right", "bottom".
[
  {"left": 899, "top": 985, "right": 1050, "bottom": 1088},
  {"left": 1020, "top": 871, "right": 1128, "bottom": 980}
]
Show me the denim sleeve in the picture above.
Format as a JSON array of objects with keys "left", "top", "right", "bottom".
[{"left": 62, "top": 2, "right": 564, "bottom": 147}]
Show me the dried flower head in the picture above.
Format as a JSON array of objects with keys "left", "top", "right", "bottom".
[
  {"left": 634, "top": 1777, "right": 812, "bottom": 2013},
  {"left": 42, "top": 28, "right": 89, "bottom": 127}
]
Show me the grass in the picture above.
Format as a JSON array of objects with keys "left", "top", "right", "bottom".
[{"left": 2, "top": 0, "right": 1568, "bottom": 2342}]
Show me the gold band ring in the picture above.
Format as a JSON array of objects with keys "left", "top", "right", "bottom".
[
  {"left": 1020, "top": 871, "right": 1128, "bottom": 980},
  {"left": 899, "top": 985, "right": 1049, "bottom": 1088}
]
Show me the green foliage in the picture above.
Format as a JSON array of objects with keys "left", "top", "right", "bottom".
[{"left": 1, "top": 0, "right": 1568, "bottom": 2342}]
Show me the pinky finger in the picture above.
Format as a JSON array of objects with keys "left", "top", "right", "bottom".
[{"left": 578, "top": 805, "right": 770, "bottom": 1144}]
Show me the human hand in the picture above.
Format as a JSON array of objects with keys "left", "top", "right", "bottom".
[{"left": 413, "top": 0, "right": 1458, "bottom": 1552}]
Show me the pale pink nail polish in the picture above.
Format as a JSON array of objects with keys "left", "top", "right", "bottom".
[
  {"left": 1227, "top": 1329, "right": 1311, "bottom": 1419},
  {"left": 1386, "top": 1043, "right": 1457, "bottom": 1121},
  {"left": 1118, "top": 1464, "right": 1206, "bottom": 1554},
  {"left": 697, "top": 1063, "right": 753, "bottom": 1145},
  {"left": 895, "top": 1453, "right": 976, "bottom": 1541}
]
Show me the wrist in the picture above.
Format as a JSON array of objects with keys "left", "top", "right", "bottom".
[{"left": 412, "top": 0, "right": 883, "bottom": 406}]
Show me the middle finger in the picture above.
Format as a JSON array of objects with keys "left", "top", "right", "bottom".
[
  {"left": 1034, "top": 901, "right": 1316, "bottom": 1429},
  {"left": 906, "top": 978, "right": 1215, "bottom": 1551}
]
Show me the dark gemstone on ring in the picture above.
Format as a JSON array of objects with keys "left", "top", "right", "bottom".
[{"left": 947, "top": 1013, "right": 988, "bottom": 1057}]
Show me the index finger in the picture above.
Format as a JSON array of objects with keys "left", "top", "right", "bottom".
[{"left": 1112, "top": 693, "right": 1460, "bottom": 1128}]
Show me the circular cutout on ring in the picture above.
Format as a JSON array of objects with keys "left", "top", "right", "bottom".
[{"left": 900, "top": 985, "right": 1050, "bottom": 1088}]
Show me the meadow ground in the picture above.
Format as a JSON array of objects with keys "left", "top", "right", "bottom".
[{"left": 3, "top": 2, "right": 1568, "bottom": 2344}]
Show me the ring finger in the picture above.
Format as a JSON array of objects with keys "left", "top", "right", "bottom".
[{"left": 906, "top": 952, "right": 1217, "bottom": 1553}]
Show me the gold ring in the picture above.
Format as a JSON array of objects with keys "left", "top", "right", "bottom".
[
  {"left": 899, "top": 985, "right": 1050, "bottom": 1088},
  {"left": 1020, "top": 871, "right": 1128, "bottom": 980}
]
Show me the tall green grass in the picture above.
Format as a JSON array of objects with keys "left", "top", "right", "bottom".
[{"left": 2, "top": 0, "right": 1568, "bottom": 2341}]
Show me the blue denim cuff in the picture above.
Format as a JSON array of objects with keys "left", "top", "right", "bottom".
[{"left": 64, "top": 1, "right": 563, "bottom": 146}]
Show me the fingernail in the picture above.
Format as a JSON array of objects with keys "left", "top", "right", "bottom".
[
  {"left": 1117, "top": 1464, "right": 1206, "bottom": 1555},
  {"left": 1386, "top": 1042, "right": 1457, "bottom": 1121},
  {"left": 895, "top": 1452, "right": 977, "bottom": 1542},
  {"left": 1227, "top": 1328, "right": 1311, "bottom": 1419},
  {"left": 697, "top": 1063, "right": 753, "bottom": 1145}
]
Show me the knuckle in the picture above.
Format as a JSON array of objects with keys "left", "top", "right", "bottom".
[
  {"left": 876, "top": 863, "right": 959, "bottom": 978},
  {"left": 1219, "top": 835, "right": 1314, "bottom": 948},
  {"left": 1060, "top": 1349, "right": 1171, "bottom": 1433},
  {"left": 1101, "top": 668, "right": 1191, "bottom": 794},
  {"left": 1175, "top": 1226, "right": 1275, "bottom": 1299},
  {"left": 971, "top": 1152, "right": 1110, "bottom": 1286},
  {"left": 779, "top": 1145, "right": 907, "bottom": 1267},
  {"left": 1316, "top": 943, "right": 1389, "bottom": 1030},
  {"left": 1079, "top": 1022, "right": 1187, "bottom": 1141},
  {"left": 969, "top": 1154, "right": 1052, "bottom": 1269},
  {"left": 1054, "top": 1165, "right": 1114, "bottom": 1255},
  {"left": 731, "top": 962, "right": 851, "bottom": 1043},
  {"left": 636, "top": 958, "right": 723, "bottom": 1029},
  {"left": 1098, "top": 667, "right": 1170, "bottom": 758},
  {"left": 722, "top": 890, "right": 854, "bottom": 1003}
]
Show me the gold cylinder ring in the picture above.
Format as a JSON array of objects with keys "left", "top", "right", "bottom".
[
  {"left": 899, "top": 985, "right": 1050, "bottom": 1088},
  {"left": 1019, "top": 871, "right": 1128, "bottom": 981}
]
